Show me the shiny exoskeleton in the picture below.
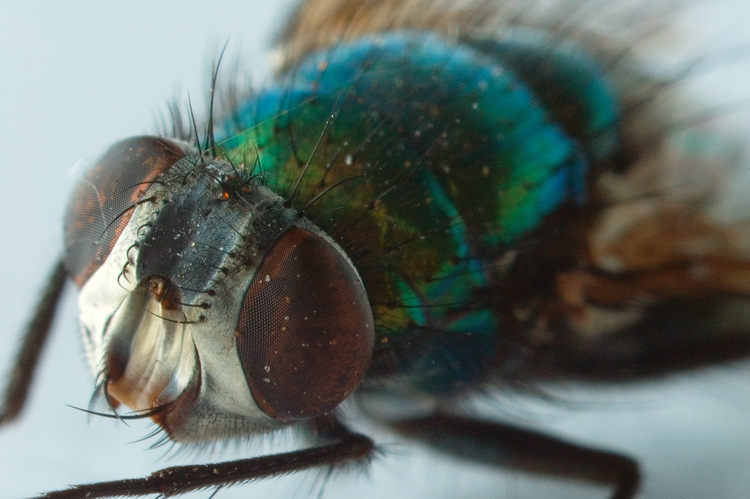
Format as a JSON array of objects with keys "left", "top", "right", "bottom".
[{"left": 2, "top": 1, "right": 750, "bottom": 498}]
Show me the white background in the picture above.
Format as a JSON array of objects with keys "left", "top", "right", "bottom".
[{"left": 1, "top": 1, "right": 750, "bottom": 498}]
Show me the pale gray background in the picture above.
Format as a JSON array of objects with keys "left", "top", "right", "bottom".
[{"left": 1, "top": 1, "right": 750, "bottom": 498}]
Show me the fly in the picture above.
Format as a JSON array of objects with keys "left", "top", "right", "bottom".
[{"left": 2, "top": 1, "right": 750, "bottom": 498}]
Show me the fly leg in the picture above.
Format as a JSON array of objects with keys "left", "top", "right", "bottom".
[
  {"left": 37, "top": 414, "right": 375, "bottom": 498},
  {"left": 392, "top": 414, "right": 639, "bottom": 499},
  {"left": 0, "top": 259, "right": 67, "bottom": 425}
]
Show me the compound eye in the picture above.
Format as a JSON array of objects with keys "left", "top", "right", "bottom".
[
  {"left": 236, "top": 227, "right": 374, "bottom": 421},
  {"left": 64, "top": 136, "right": 187, "bottom": 287}
]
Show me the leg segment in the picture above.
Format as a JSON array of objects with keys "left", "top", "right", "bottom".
[
  {"left": 0, "top": 259, "right": 67, "bottom": 425},
  {"left": 38, "top": 415, "right": 374, "bottom": 498},
  {"left": 392, "top": 414, "right": 639, "bottom": 499}
]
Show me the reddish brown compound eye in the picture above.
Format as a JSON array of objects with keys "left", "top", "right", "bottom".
[
  {"left": 63, "top": 136, "right": 187, "bottom": 287},
  {"left": 236, "top": 227, "right": 375, "bottom": 421}
]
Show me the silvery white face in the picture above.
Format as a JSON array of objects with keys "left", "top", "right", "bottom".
[{"left": 65, "top": 136, "right": 374, "bottom": 442}]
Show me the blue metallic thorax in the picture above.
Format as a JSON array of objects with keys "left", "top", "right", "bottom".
[{"left": 219, "top": 32, "right": 618, "bottom": 397}]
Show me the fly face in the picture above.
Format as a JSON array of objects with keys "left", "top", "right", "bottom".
[
  {"left": 63, "top": 135, "right": 373, "bottom": 440},
  {"left": 2, "top": 1, "right": 750, "bottom": 499}
]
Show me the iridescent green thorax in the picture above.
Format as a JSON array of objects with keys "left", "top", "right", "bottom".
[
  {"left": 219, "top": 32, "right": 618, "bottom": 395},
  {"left": 465, "top": 30, "right": 620, "bottom": 161}
]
